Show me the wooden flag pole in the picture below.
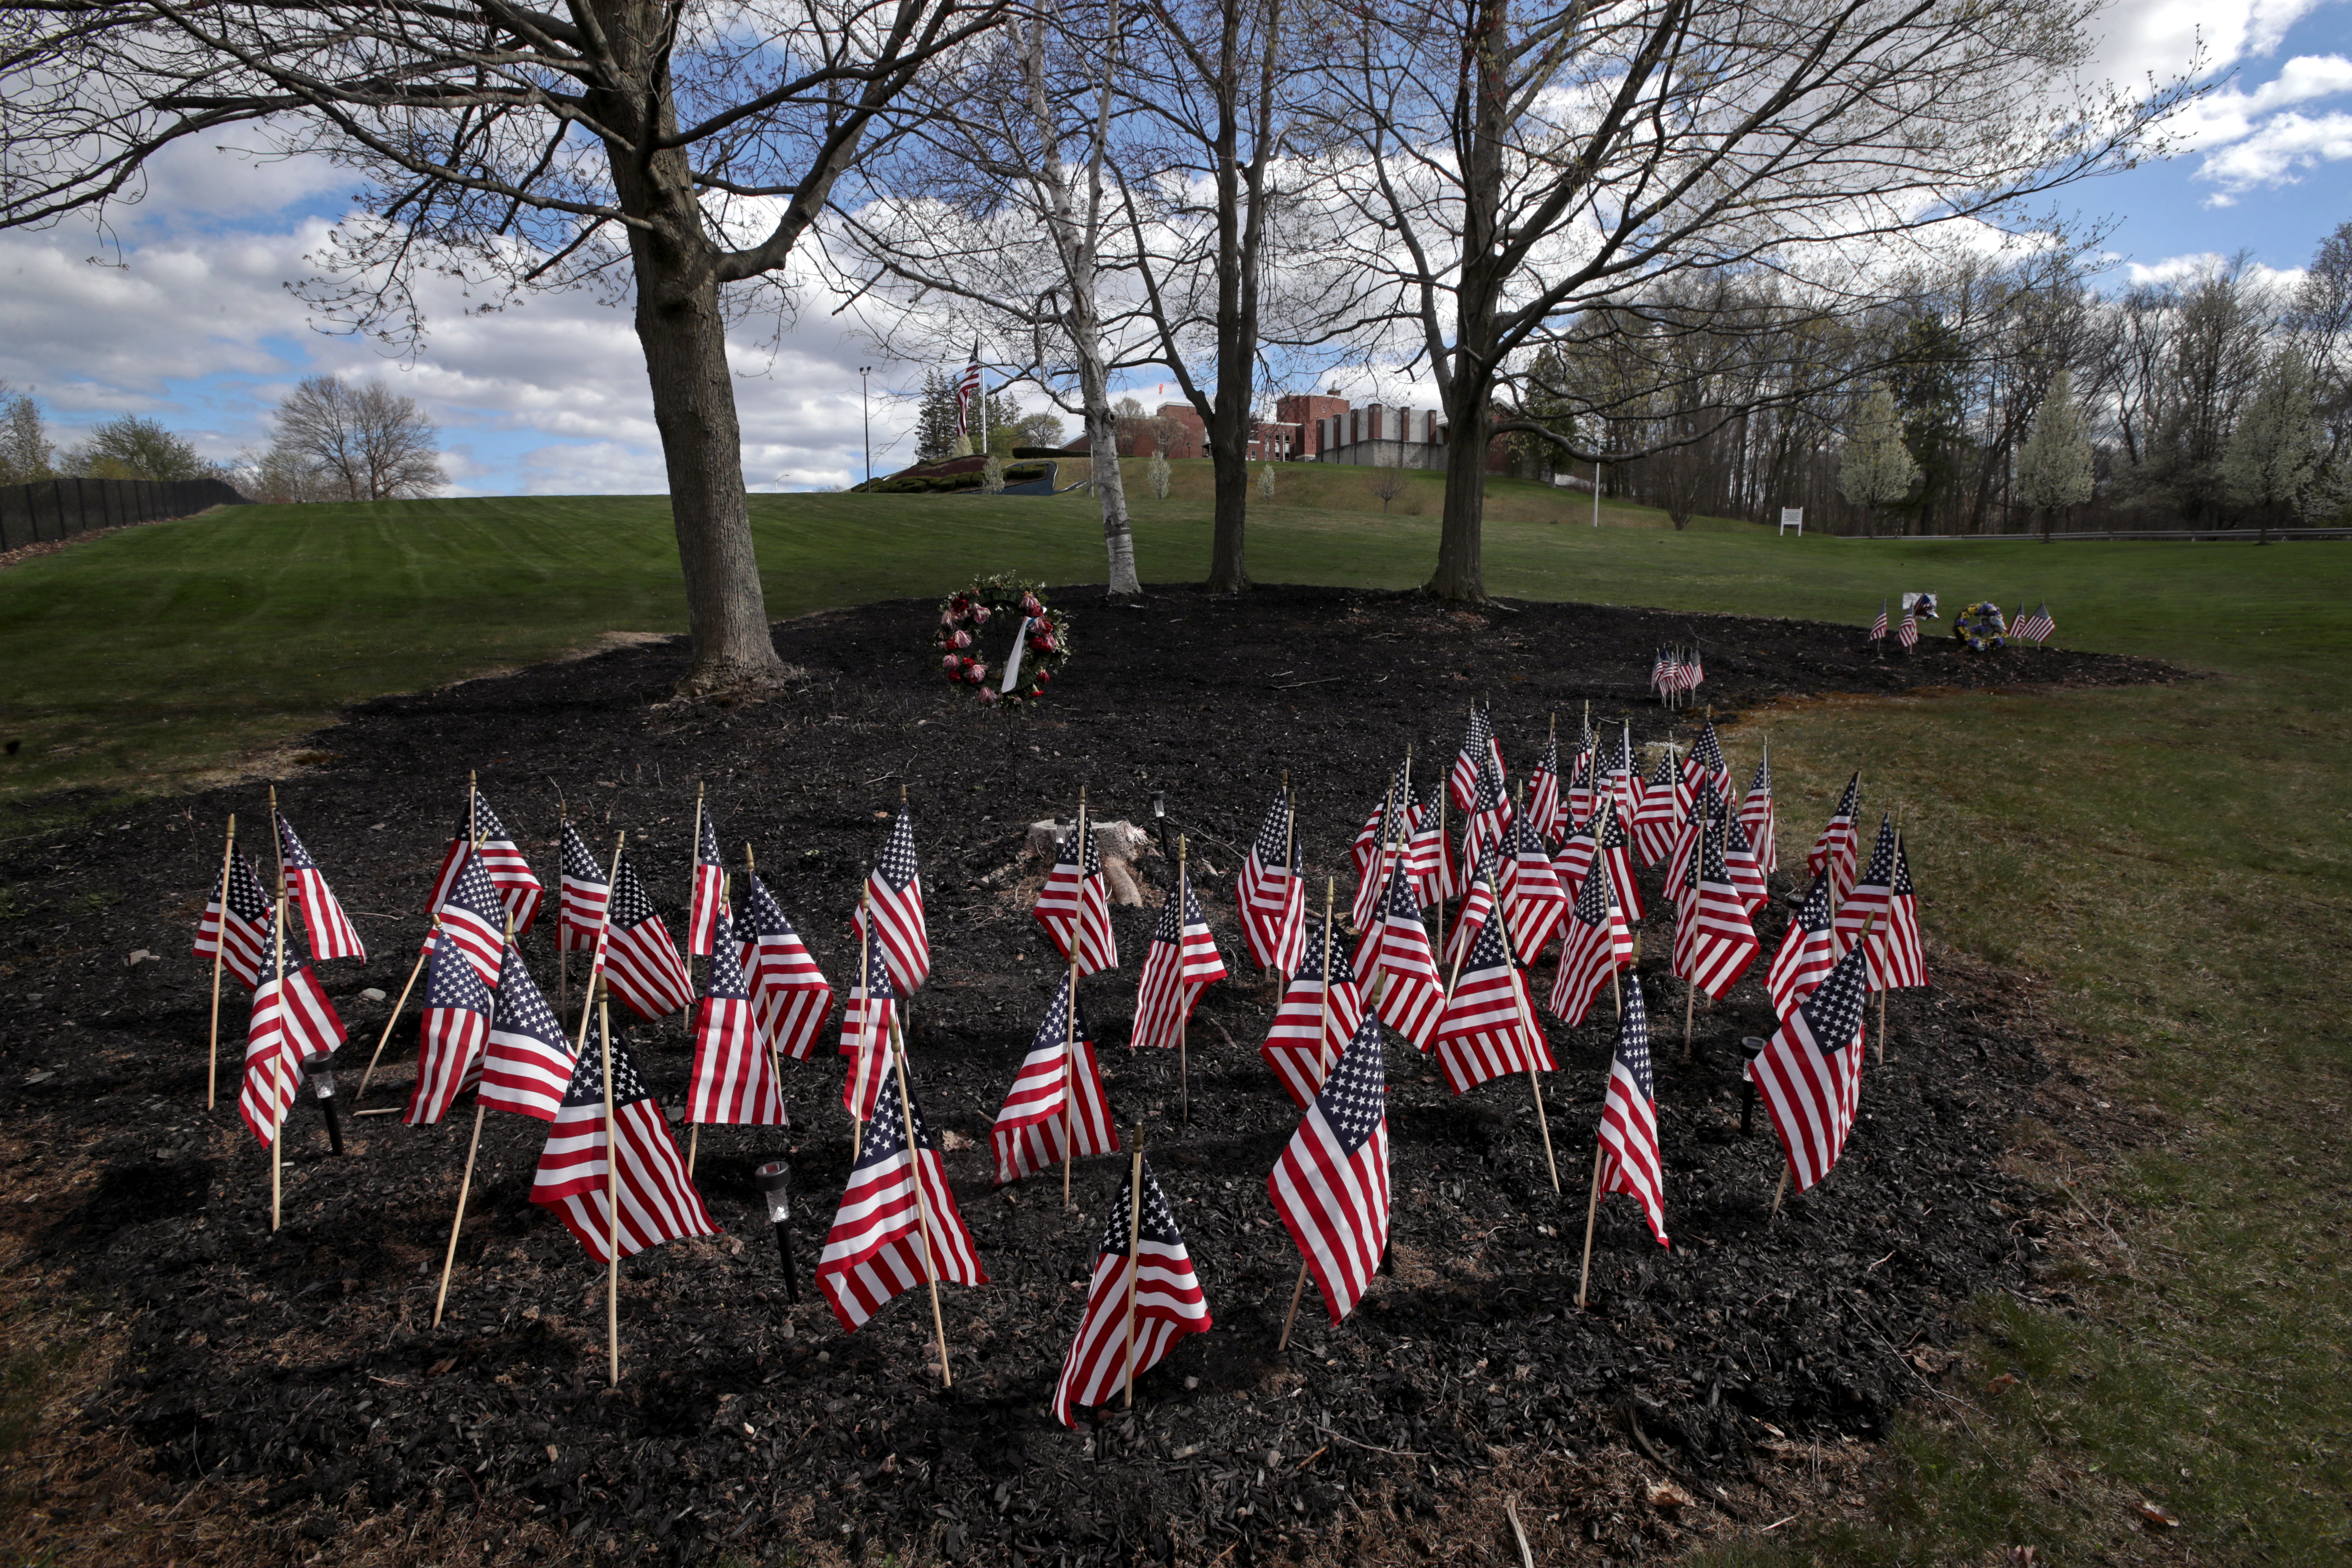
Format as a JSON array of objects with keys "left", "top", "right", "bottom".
[
  {"left": 888, "top": 1006, "right": 953, "bottom": 1389},
  {"left": 1683, "top": 812, "right": 1704, "bottom": 1062},
  {"left": 1063, "top": 790, "right": 1088, "bottom": 1206},
  {"left": 270, "top": 894, "right": 289, "bottom": 1232},
  {"left": 746, "top": 845, "right": 786, "bottom": 1093},
  {"left": 206, "top": 815, "right": 236, "bottom": 1110},
  {"left": 1877, "top": 811, "right": 1902, "bottom": 1065},
  {"left": 1176, "top": 836, "right": 1191, "bottom": 1127},
  {"left": 1483, "top": 857, "right": 1561, "bottom": 1194},
  {"left": 268, "top": 784, "right": 285, "bottom": 892},
  {"left": 686, "top": 781, "right": 706, "bottom": 984},
  {"left": 557, "top": 803, "right": 570, "bottom": 1023},
  {"left": 600, "top": 982, "right": 622, "bottom": 1386},
  {"left": 1771, "top": 1164, "right": 1790, "bottom": 1218},
  {"left": 1316, "top": 880, "right": 1337, "bottom": 1078},
  {"left": 1120, "top": 1124, "right": 1146, "bottom": 1408},
  {"left": 684, "top": 871, "right": 729, "bottom": 1180},
  {"left": 1279, "top": 773, "right": 1298, "bottom": 982},
  {"left": 356, "top": 929, "right": 432, "bottom": 1100},
  {"left": 432, "top": 908, "right": 511, "bottom": 1329},
  {"left": 852, "top": 887, "right": 873, "bottom": 1161},
  {"left": 1574, "top": 1146, "right": 1603, "bottom": 1308}
]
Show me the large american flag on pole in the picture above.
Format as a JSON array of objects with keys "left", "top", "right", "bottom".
[
  {"left": 840, "top": 931, "right": 895, "bottom": 1123},
  {"left": 990, "top": 972, "right": 1118, "bottom": 1185},
  {"left": 1235, "top": 791, "right": 1305, "bottom": 974},
  {"left": 1035, "top": 816, "right": 1118, "bottom": 976},
  {"left": 866, "top": 807, "right": 930, "bottom": 995},
  {"left": 738, "top": 873, "right": 831, "bottom": 1063},
  {"left": 687, "top": 810, "right": 726, "bottom": 958},
  {"left": 530, "top": 1021, "right": 718, "bottom": 1262},
  {"left": 277, "top": 815, "right": 365, "bottom": 963},
  {"left": 1766, "top": 867, "right": 1838, "bottom": 1018},
  {"left": 688, "top": 908, "right": 784, "bottom": 1126},
  {"left": 601, "top": 851, "right": 694, "bottom": 1022},
  {"left": 816, "top": 1070, "right": 986, "bottom": 1333},
  {"left": 481, "top": 941, "right": 575, "bottom": 1122},
  {"left": 406, "top": 928, "right": 492, "bottom": 1126},
  {"left": 955, "top": 341, "right": 982, "bottom": 433},
  {"left": 1130, "top": 873, "right": 1227, "bottom": 1052},
  {"left": 239, "top": 919, "right": 345, "bottom": 1146},
  {"left": 1052, "top": 1158, "right": 1211, "bottom": 1424},
  {"left": 1351, "top": 864, "right": 1444, "bottom": 1054},
  {"left": 1596, "top": 976, "right": 1668, "bottom": 1247},
  {"left": 1671, "top": 816, "right": 1760, "bottom": 1000},
  {"left": 1807, "top": 772, "right": 1861, "bottom": 903},
  {"left": 1260, "top": 909, "right": 1365, "bottom": 1109},
  {"left": 1749, "top": 932, "right": 1874, "bottom": 1194},
  {"left": 1546, "top": 825, "right": 1634, "bottom": 1029},
  {"left": 193, "top": 851, "right": 272, "bottom": 990},
  {"left": 1432, "top": 901, "right": 1552, "bottom": 1097},
  {"left": 558, "top": 822, "right": 609, "bottom": 953},
  {"left": 1269, "top": 1009, "right": 1390, "bottom": 1327},
  {"left": 423, "top": 846, "right": 507, "bottom": 989}
]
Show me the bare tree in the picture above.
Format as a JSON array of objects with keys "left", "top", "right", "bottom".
[
  {"left": 1, "top": 0, "right": 1005, "bottom": 689},
  {"left": 1366, "top": 462, "right": 1409, "bottom": 513},
  {"left": 271, "top": 376, "right": 447, "bottom": 500}
]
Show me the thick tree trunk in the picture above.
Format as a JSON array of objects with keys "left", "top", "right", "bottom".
[
  {"left": 1078, "top": 349, "right": 1141, "bottom": 596},
  {"left": 1431, "top": 419, "right": 1491, "bottom": 600},
  {"left": 1207, "top": 414, "right": 1250, "bottom": 590}
]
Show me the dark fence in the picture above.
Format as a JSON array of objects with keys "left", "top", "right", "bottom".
[
  {"left": 0, "top": 476, "right": 248, "bottom": 551},
  {"left": 1855, "top": 526, "right": 2352, "bottom": 543}
]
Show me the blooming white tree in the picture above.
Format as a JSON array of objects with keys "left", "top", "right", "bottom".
[
  {"left": 2017, "top": 369, "right": 2095, "bottom": 539},
  {"left": 1838, "top": 386, "right": 1918, "bottom": 537}
]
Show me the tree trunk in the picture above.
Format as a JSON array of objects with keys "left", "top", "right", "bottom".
[
  {"left": 1207, "top": 408, "right": 1251, "bottom": 590},
  {"left": 1431, "top": 418, "right": 1491, "bottom": 600},
  {"left": 1428, "top": 0, "right": 1505, "bottom": 603},
  {"left": 1079, "top": 347, "right": 1141, "bottom": 596}
]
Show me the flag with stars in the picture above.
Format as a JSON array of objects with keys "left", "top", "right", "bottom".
[
  {"left": 277, "top": 814, "right": 365, "bottom": 963},
  {"left": 816, "top": 1071, "right": 987, "bottom": 1333},
  {"left": 1351, "top": 762, "right": 1412, "bottom": 928},
  {"left": 558, "top": 822, "right": 610, "bottom": 953},
  {"left": 1236, "top": 791, "right": 1305, "bottom": 975},
  {"left": 2014, "top": 602, "right": 2055, "bottom": 644},
  {"left": 689, "top": 907, "right": 784, "bottom": 1126},
  {"left": 406, "top": 926, "right": 494, "bottom": 1126},
  {"left": 1564, "top": 745, "right": 1596, "bottom": 836},
  {"left": 1528, "top": 730, "right": 1563, "bottom": 850},
  {"left": 530, "top": 1021, "right": 718, "bottom": 1263},
  {"left": 865, "top": 807, "right": 930, "bottom": 995},
  {"left": 1551, "top": 813, "right": 1598, "bottom": 907},
  {"left": 1609, "top": 724, "right": 1642, "bottom": 823},
  {"left": 1547, "top": 817, "right": 1635, "bottom": 1029},
  {"left": 1261, "top": 908, "right": 1366, "bottom": 1108},
  {"left": 1596, "top": 976, "right": 1668, "bottom": 1247},
  {"left": 1807, "top": 772, "right": 1861, "bottom": 903},
  {"left": 1868, "top": 599, "right": 1889, "bottom": 643},
  {"left": 1499, "top": 812, "right": 1569, "bottom": 962},
  {"left": 1351, "top": 863, "right": 1443, "bottom": 1053},
  {"left": 239, "top": 916, "right": 346, "bottom": 1147},
  {"left": 1717, "top": 788, "right": 1771, "bottom": 912},
  {"left": 1631, "top": 748, "right": 1681, "bottom": 867},
  {"left": 601, "top": 850, "right": 694, "bottom": 1021},
  {"left": 990, "top": 972, "right": 1118, "bottom": 1185},
  {"left": 1440, "top": 841, "right": 1500, "bottom": 975},
  {"left": 1269, "top": 1009, "right": 1391, "bottom": 1327},
  {"left": 1766, "top": 867, "right": 1838, "bottom": 1018},
  {"left": 1036, "top": 814, "right": 1119, "bottom": 976},
  {"left": 1689, "top": 720, "right": 1729, "bottom": 791},
  {"left": 1739, "top": 750, "right": 1776, "bottom": 877},
  {"left": 1131, "top": 870, "right": 1227, "bottom": 1052},
  {"left": 738, "top": 873, "right": 832, "bottom": 1063},
  {"left": 1597, "top": 791, "right": 1644, "bottom": 924},
  {"left": 426, "top": 790, "right": 544, "bottom": 934},
  {"left": 1448, "top": 707, "right": 1505, "bottom": 813},
  {"left": 1897, "top": 600, "right": 1919, "bottom": 648},
  {"left": 421, "top": 845, "right": 507, "bottom": 989},
  {"left": 1883, "top": 835, "right": 1926, "bottom": 990},
  {"left": 481, "top": 940, "right": 575, "bottom": 1121},
  {"left": 1749, "top": 934, "right": 1875, "bottom": 1193},
  {"left": 687, "top": 808, "right": 727, "bottom": 957},
  {"left": 1671, "top": 812, "right": 1760, "bottom": 1000},
  {"left": 1408, "top": 784, "right": 1455, "bottom": 906},
  {"left": 193, "top": 850, "right": 273, "bottom": 990},
  {"left": 1052, "top": 1158, "right": 1212, "bottom": 1424},
  {"left": 1831, "top": 812, "right": 1898, "bottom": 984},
  {"left": 1432, "top": 897, "right": 1553, "bottom": 1097},
  {"left": 840, "top": 929, "right": 896, "bottom": 1123}
]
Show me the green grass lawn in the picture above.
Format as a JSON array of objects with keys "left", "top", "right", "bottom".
[{"left": 2, "top": 486, "right": 2350, "bottom": 1562}]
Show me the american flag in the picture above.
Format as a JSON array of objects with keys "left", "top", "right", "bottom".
[
  {"left": 1740, "top": 751, "right": 1777, "bottom": 877},
  {"left": 1597, "top": 797, "right": 1644, "bottom": 925},
  {"left": 840, "top": 931, "right": 895, "bottom": 1123},
  {"left": 1351, "top": 864, "right": 1444, "bottom": 1054},
  {"left": 1671, "top": 814, "right": 1760, "bottom": 1000},
  {"left": 1631, "top": 750, "right": 1681, "bottom": 867},
  {"left": 1677, "top": 648, "right": 1706, "bottom": 693},
  {"left": 1897, "top": 602, "right": 1919, "bottom": 648},
  {"left": 1131, "top": 872, "right": 1227, "bottom": 1052},
  {"left": 689, "top": 908, "right": 784, "bottom": 1126},
  {"left": 1690, "top": 720, "right": 1729, "bottom": 790},
  {"left": 1551, "top": 815, "right": 1596, "bottom": 905},
  {"left": 1832, "top": 814, "right": 1898, "bottom": 986},
  {"left": 1448, "top": 707, "right": 1504, "bottom": 812},
  {"left": 866, "top": 807, "right": 930, "bottom": 996},
  {"left": 1546, "top": 821, "right": 1633, "bottom": 1028},
  {"left": 1440, "top": 843, "right": 1500, "bottom": 975},
  {"left": 558, "top": 823, "right": 609, "bottom": 953},
  {"left": 1882, "top": 835, "right": 1926, "bottom": 989},
  {"left": 1463, "top": 751, "right": 1513, "bottom": 867},
  {"left": 277, "top": 815, "right": 365, "bottom": 963},
  {"left": 1610, "top": 724, "right": 1642, "bottom": 822},
  {"left": 530, "top": 1020, "right": 718, "bottom": 1262},
  {"left": 1260, "top": 909, "right": 1365, "bottom": 1108},
  {"left": 1407, "top": 784, "right": 1452, "bottom": 906},
  {"left": 480, "top": 941, "right": 575, "bottom": 1122},
  {"left": 1527, "top": 731, "right": 1563, "bottom": 849},
  {"left": 1499, "top": 813, "right": 1570, "bottom": 962},
  {"left": 990, "top": 972, "right": 1118, "bottom": 1185},
  {"left": 428, "top": 792, "right": 544, "bottom": 934},
  {"left": 1749, "top": 931, "right": 1874, "bottom": 1193},
  {"left": 1433, "top": 899, "right": 1553, "bottom": 1096},
  {"left": 1268, "top": 1008, "right": 1390, "bottom": 1327},
  {"left": 1351, "top": 760, "right": 1412, "bottom": 925},
  {"left": 1766, "top": 867, "right": 1838, "bottom": 1018},
  {"left": 687, "top": 809, "right": 726, "bottom": 958},
  {"left": 1718, "top": 791, "right": 1771, "bottom": 912},
  {"left": 816, "top": 1070, "right": 987, "bottom": 1333},
  {"left": 1595, "top": 975, "right": 1669, "bottom": 1246},
  {"left": 2014, "top": 602, "right": 2055, "bottom": 643},
  {"left": 1650, "top": 647, "right": 1677, "bottom": 696},
  {"left": 738, "top": 873, "right": 832, "bottom": 1063},
  {"left": 239, "top": 918, "right": 346, "bottom": 1146},
  {"left": 1807, "top": 772, "right": 1861, "bottom": 903},
  {"left": 1052, "top": 1158, "right": 1211, "bottom": 1424},
  {"left": 600, "top": 851, "right": 695, "bottom": 1021},
  {"left": 193, "top": 851, "right": 272, "bottom": 990},
  {"left": 1564, "top": 747, "right": 1596, "bottom": 834},
  {"left": 1236, "top": 791, "right": 1305, "bottom": 973},
  {"left": 1036, "top": 815, "right": 1120, "bottom": 976},
  {"left": 956, "top": 341, "right": 983, "bottom": 433},
  {"left": 406, "top": 927, "right": 492, "bottom": 1126},
  {"left": 425, "top": 846, "right": 508, "bottom": 989},
  {"left": 1868, "top": 600, "right": 1889, "bottom": 642}
]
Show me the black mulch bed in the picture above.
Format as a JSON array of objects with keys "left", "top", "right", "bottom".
[{"left": 0, "top": 585, "right": 2175, "bottom": 1565}]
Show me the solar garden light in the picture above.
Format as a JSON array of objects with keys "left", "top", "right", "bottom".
[
  {"left": 753, "top": 1159, "right": 802, "bottom": 1302},
  {"left": 1150, "top": 789, "right": 1172, "bottom": 861},
  {"left": 305, "top": 1054, "right": 345, "bottom": 1155},
  {"left": 1739, "top": 1037, "right": 1767, "bottom": 1136}
]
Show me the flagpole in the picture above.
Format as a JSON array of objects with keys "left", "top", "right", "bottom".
[
  {"left": 1176, "top": 836, "right": 1191, "bottom": 1127},
  {"left": 1483, "top": 856, "right": 1560, "bottom": 1194},
  {"left": 1316, "top": 881, "right": 1336, "bottom": 1079},
  {"left": 1278, "top": 773, "right": 1296, "bottom": 981},
  {"left": 853, "top": 887, "right": 873, "bottom": 1161},
  {"left": 1282, "top": 964, "right": 1389, "bottom": 1352},
  {"left": 599, "top": 981, "right": 622, "bottom": 1386},
  {"left": 887, "top": 1006, "right": 953, "bottom": 1388},
  {"left": 206, "top": 815, "right": 236, "bottom": 1110},
  {"left": 687, "top": 781, "right": 706, "bottom": 983},
  {"left": 1574, "top": 1146, "right": 1603, "bottom": 1308},
  {"left": 557, "top": 803, "right": 570, "bottom": 1024},
  {"left": 1683, "top": 811, "right": 1703, "bottom": 1063},
  {"left": 746, "top": 845, "right": 787, "bottom": 1098},
  {"left": 268, "top": 784, "right": 285, "bottom": 894},
  {"left": 1064, "top": 790, "right": 1087, "bottom": 1207},
  {"left": 270, "top": 894, "right": 288, "bottom": 1231},
  {"left": 432, "top": 910, "right": 508, "bottom": 1329},
  {"left": 1877, "top": 812, "right": 1900, "bottom": 1065},
  {"left": 359, "top": 788, "right": 487, "bottom": 1102},
  {"left": 1119, "top": 1124, "right": 1145, "bottom": 1408},
  {"left": 574, "top": 834, "right": 626, "bottom": 1051}
]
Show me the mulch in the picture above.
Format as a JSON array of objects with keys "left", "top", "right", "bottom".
[{"left": 0, "top": 584, "right": 2178, "bottom": 1566}]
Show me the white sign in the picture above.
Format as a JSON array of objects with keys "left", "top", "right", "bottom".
[{"left": 1779, "top": 508, "right": 1803, "bottom": 535}]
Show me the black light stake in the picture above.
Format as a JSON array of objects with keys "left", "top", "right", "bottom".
[
  {"left": 306, "top": 1057, "right": 345, "bottom": 1155},
  {"left": 754, "top": 1159, "right": 802, "bottom": 1302},
  {"left": 1739, "top": 1036, "right": 1767, "bottom": 1136}
]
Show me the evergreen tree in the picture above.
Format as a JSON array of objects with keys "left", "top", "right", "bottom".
[
  {"left": 2016, "top": 369, "right": 2095, "bottom": 540},
  {"left": 914, "top": 370, "right": 962, "bottom": 466}
]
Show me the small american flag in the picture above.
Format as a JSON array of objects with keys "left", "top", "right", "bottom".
[
  {"left": 1766, "top": 867, "right": 1838, "bottom": 1018},
  {"left": 601, "top": 851, "right": 694, "bottom": 1021},
  {"left": 2014, "top": 602, "right": 2055, "bottom": 643},
  {"left": 1550, "top": 815, "right": 1596, "bottom": 906},
  {"left": 1546, "top": 822, "right": 1633, "bottom": 1028},
  {"left": 1052, "top": 1158, "right": 1211, "bottom": 1423},
  {"left": 689, "top": 908, "right": 784, "bottom": 1126},
  {"left": 738, "top": 873, "right": 831, "bottom": 1063},
  {"left": 840, "top": 931, "right": 895, "bottom": 1123},
  {"left": 530, "top": 1021, "right": 718, "bottom": 1262},
  {"left": 1631, "top": 750, "right": 1681, "bottom": 868},
  {"left": 1036, "top": 816, "right": 1118, "bottom": 976},
  {"left": 816, "top": 1070, "right": 987, "bottom": 1333},
  {"left": 277, "top": 815, "right": 365, "bottom": 962},
  {"left": 1740, "top": 751, "right": 1776, "bottom": 877},
  {"left": 1677, "top": 648, "right": 1706, "bottom": 693},
  {"left": 1563, "top": 747, "right": 1596, "bottom": 835},
  {"left": 1440, "top": 842, "right": 1499, "bottom": 975},
  {"left": 1269, "top": 1008, "right": 1390, "bottom": 1326},
  {"left": 866, "top": 807, "right": 930, "bottom": 996},
  {"left": 1236, "top": 792, "right": 1305, "bottom": 974},
  {"left": 1131, "top": 872, "right": 1227, "bottom": 1052},
  {"left": 406, "top": 929, "right": 492, "bottom": 1126},
  {"left": 1650, "top": 647, "right": 1678, "bottom": 696},
  {"left": 1352, "top": 864, "right": 1443, "bottom": 1054},
  {"left": 1868, "top": 600, "right": 1889, "bottom": 641},
  {"left": 428, "top": 792, "right": 544, "bottom": 933},
  {"left": 481, "top": 941, "right": 575, "bottom": 1122},
  {"left": 1433, "top": 899, "right": 1552, "bottom": 1097},
  {"left": 1499, "top": 813, "right": 1570, "bottom": 962},
  {"left": 1447, "top": 707, "right": 1503, "bottom": 813},
  {"left": 1883, "top": 836, "right": 1926, "bottom": 990},
  {"left": 1749, "top": 933, "right": 1874, "bottom": 1193},
  {"left": 1690, "top": 720, "right": 1729, "bottom": 789},
  {"left": 1717, "top": 791, "right": 1771, "bottom": 912},
  {"left": 1409, "top": 784, "right": 1455, "bottom": 906},
  {"left": 1596, "top": 976, "right": 1668, "bottom": 1247},
  {"left": 1671, "top": 814, "right": 1760, "bottom": 1001},
  {"left": 425, "top": 846, "right": 508, "bottom": 989},
  {"left": 1527, "top": 731, "right": 1563, "bottom": 849},
  {"left": 1597, "top": 798, "right": 1644, "bottom": 925},
  {"left": 1609, "top": 725, "right": 1642, "bottom": 823},
  {"left": 1808, "top": 772, "right": 1861, "bottom": 903},
  {"left": 687, "top": 810, "right": 726, "bottom": 958},
  {"left": 1260, "top": 910, "right": 1365, "bottom": 1108},
  {"left": 1351, "top": 760, "right": 1412, "bottom": 922},
  {"left": 239, "top": 919, "right": 346, "bottom": 1146},
  {"left": 990, "top": 972, "right": 1118, "bottom": 1185},
  {"left": 1897, "top": 602, "right": 1919, "bottom": 648},
  {"left": 558, "top": 823, "right": 609, "bottom": 953},
  {"left": 193, "top": 851, "right": 272, "bottom": 990},
  {"left": 1832, "top": 813, "right": 1898, "bottom": 986}
]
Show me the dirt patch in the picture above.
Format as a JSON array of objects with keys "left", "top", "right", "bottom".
[{"left": 0, "top": 584, "right": 2171, "bottom": 1565}]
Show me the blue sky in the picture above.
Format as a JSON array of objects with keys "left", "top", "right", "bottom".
[{"left": 0, "top": 0, "right": 2345, "bottom": 496}]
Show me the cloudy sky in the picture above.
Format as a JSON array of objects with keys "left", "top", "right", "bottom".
[{"left": 1, "top": 0, "right": 2346, "bottom": 497}]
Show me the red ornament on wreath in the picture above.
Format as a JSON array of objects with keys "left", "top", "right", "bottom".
[{"left": 931, "top": 572, "right": 1073, "bottom": 709}]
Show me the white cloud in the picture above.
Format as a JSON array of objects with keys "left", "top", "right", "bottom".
[
  {"left": 2119, "top": 250, "right": 2307, "bottom": 286},
  {"left": 2196, "top": 107, "right": 2352, "bottom": 197}
]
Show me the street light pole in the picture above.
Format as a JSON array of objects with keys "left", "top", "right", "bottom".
[{"left": 859, "top": 366, "right": 874, "bottom": 491}]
